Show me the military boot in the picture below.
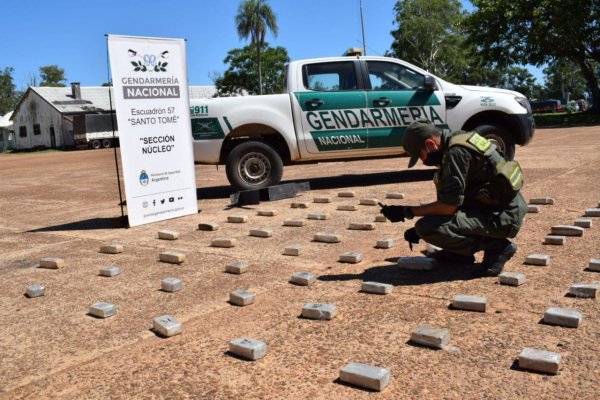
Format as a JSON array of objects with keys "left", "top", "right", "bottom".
[{"left": 480, "top": 239, "right": 517, "bottom": 276}]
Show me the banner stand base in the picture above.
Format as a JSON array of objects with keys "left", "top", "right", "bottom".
[{"left": 119, "top": 215, "right": 130, "bottom": 229}]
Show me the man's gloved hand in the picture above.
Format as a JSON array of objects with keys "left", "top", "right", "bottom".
[
  {"left": 380, "top": 205, "right": 407, "bottom": 223},
  {"left": 404, "top": 227, "right": 420, "bottom": 251}
]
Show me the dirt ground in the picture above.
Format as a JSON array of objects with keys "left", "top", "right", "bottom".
[{"left": 0, "top": 126, "right": 599, "bottom": 399}]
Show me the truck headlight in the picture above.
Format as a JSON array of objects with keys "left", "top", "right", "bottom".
[{"left": 515, "top": 96, "right": 532, "bottom": 114}]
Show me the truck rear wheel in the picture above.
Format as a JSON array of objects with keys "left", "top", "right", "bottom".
[
  {"left": 474, "top": 124, "right": 516, "bottom": 160},
  {"left": 90, "top": 139, "right": 101, "bottom": 149},
  {"left": 226, "top": 141, "right": 283, "bottom": 190},
  {"left": 102, "top": 138, "right": 112, "bottom": 148}
]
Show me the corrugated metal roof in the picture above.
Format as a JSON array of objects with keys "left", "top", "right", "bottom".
[
  {"left": 29, "top": 85, "right": 217, "bottom": 114},
  {"left": 0, "top": 111, "right": 13, "bottom": 128},
  {"left": 32, "top": 86, "right": 113, "bottom": 113}
]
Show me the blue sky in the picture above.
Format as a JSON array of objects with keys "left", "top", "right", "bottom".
[{"left": 1, "top": 0, "right": 543, "bottom": 90}]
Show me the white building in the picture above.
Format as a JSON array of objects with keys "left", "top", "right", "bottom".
[{"left": 10, "top": 83, "right": 216, "bottom": 150}]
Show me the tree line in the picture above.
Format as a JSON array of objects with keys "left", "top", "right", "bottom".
[
  {"left": 1, "top": 0, "right": 598, "bottom": 115},
  {"left": 216, "top": 0, "right": 598, "bottom": 113},
  {"left": 0, "top": 65, "right": 67, "bottom": 115}
]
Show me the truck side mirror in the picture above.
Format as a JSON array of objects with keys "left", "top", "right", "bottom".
[{"left": 423, "top": 76, "right": 436, "bottom": 91}]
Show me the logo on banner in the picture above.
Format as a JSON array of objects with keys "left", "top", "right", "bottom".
[
  {"left": 139, "top": 170, "right": 149, "bottom": 186},
  {"left": 128, "top": 49, "right": 169, "bottom": 72}
]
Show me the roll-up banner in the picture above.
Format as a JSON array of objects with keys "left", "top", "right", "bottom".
[{"left": 107, "top": 35, "right": 198, "bottom": 227}]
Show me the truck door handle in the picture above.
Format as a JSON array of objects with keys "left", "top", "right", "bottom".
[
  {"left": 374, "top": 97, "right": 392, "bottom": 106},
  {"left": 305, "top": 98, "right": 324, "bottom": 107}
]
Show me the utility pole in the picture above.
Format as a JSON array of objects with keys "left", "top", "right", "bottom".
[{"left": 360, "top": 0, "right": 367, "bottom": 56}]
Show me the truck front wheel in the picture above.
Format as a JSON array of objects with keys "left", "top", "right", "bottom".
[
  {"left": 474, "top": 124, "right": 516, "bottom": 160},
  {"left": 225, "top": 141, "right": 284, "bottom": 190}
]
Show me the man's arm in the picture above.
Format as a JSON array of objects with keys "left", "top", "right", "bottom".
[
  {"left": 381, "top": 146, "right": 470, "bottom": 222},
  {"left": 408, "top": 145, "right": 470, "bottom": 217},
  {"left": 380, "top": 201, "right": 457, "bottom": 222},
  {"left": 410, "top": 201, "right": 457, "bottom": 217}
]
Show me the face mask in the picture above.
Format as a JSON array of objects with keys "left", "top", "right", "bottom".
[{"left": 423, "top": 150, "right": 443, "bottom": 166}]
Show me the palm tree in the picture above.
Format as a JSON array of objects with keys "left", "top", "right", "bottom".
[{"left": 235, "top": 0, "right": 279, "bottom": 95}]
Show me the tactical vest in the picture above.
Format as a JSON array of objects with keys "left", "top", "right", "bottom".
[{"left": 434, "top": 132, "right": 523, "bottom": 206}]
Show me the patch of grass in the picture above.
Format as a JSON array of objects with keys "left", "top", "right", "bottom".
[{"left": 534, "top": 112, "right": 600, "bottom": 128}]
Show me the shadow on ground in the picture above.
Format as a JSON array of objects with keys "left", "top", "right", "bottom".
[
  {"left": 318, "top": 261, "right": 484, "bottom": 286},
  {"left": 196, "top": 168, "right": 435, "bottom": 200},
  {"left": 28, "top": 217, "right": 127, "bottom": 232},
  {"left": 28, "top": 170, "right": 435, "bottom": 232},
  {"left": 293, "top": 168, "right": 435, "bottom": 191}
]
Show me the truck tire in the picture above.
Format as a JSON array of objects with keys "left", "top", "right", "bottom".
[
  {"left": 473, "top": 124, "right": 515, "bottom": 160},
  {"left": 102, "top": 138, "right": 112, "bottom": 148},
  {"left": 90, "top": 139, "right": 101, "bottom": 149},
  {"left": 226, "top": 141, "right": 283, "bottom": 190}
]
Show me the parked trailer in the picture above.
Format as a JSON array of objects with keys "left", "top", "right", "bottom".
[
  {"left": 73, "top": 113, "right": 119, "bottom": 149},
  {"left": 74, "top": 130, "right": 119, "bottom": 149}
]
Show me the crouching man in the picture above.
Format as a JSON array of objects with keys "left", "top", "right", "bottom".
[{"left": 381, "top": 120, "right": 527, "bottom": 276}]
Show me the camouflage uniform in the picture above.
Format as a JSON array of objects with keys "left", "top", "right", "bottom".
[{"left": 414, "top": 130, "right": 527, "bottom": 256}]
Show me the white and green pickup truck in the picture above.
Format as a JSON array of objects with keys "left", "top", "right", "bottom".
[{"left": 190, "top": 56, "right": 534, "bottom": 190}]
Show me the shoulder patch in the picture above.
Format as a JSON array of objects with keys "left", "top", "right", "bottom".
[{"left": 467, "top": 133, "right": 491, "bottom": 152}]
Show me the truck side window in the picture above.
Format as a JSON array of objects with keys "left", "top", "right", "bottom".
[
  {"left": 303, "top": 62, "right": 357, "bottom": 91},
  {"left": 366, "top": 61, "right": 425, "bottom": 91}
]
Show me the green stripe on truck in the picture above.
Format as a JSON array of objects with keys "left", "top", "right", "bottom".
[{"left": 223, "top": 116, "right": 233, "bottom": 132}]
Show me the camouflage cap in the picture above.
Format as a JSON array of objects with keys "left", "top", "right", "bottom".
[{"left": 403, "top": 119, "right": 440, "bottom": 168}]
